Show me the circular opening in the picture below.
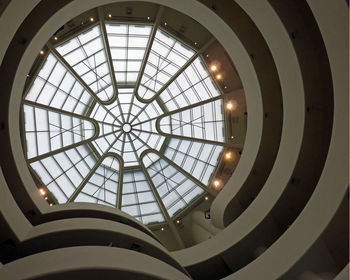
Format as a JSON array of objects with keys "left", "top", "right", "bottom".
[
  {"left": 17, "top": 1, "right": 247, "bottom": 229},
  {"left": 122, "top": 123, "right": 132, "bottom": 133}
]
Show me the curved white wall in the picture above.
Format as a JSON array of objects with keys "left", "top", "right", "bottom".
[{"left": 0, "top": 0, "right": 347, "bottom": 279}]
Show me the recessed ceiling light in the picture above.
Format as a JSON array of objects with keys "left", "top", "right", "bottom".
[
  {"left": 216, "top": 74, "right": 222, "bottom": 80},
  {"left": 108, "top": 14, "right": 112, "bottom": 18},
  {"left": 226, "top": 102, "right": 233, "bottom": 110},
  {"left": 213, "top": 180, "right": 220, "bottom": 188},
  {"left": 210, "top": 65, "right": 217, "bottom": 71},
  {"left": 39, "top": 50, "right": 44, "bottom": 55},
  {"left": 227, "top": 100, "right": 237, "bottom": 110},
  {"left": 225, "top": 152, "right": 232, "bottom": 159},
  {"left": 54, "top": 36, "right": 58, "bottom": 41},
  {"left": 90, "top": 17, "right": 94, "bottom": 22}
]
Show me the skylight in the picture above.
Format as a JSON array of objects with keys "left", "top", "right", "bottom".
[{"left": 22, "top": 20, "right": 226, "bottom": 226}]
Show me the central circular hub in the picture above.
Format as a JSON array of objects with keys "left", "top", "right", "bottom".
[{"left": 122, "top": 123, "right": 132, "bottom": 133}]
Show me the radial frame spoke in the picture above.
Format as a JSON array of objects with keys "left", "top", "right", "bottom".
[
  {"left": 24, "top": 101, "right": 100, "bottom": 164},
  {"left": 28, "top": 137, "right": 98, "bottom": 164},
  {"left": 155, "top": 94, "right": 240, "bottom": 148},
  {"left": 23, "top": 100, "right": 99, "bottom": 125},
  {"left": 67, "top": 152, "right": 124, "bottom": 203},
  {"left": 97, "top": 7, "right": 119, "bottom": 103},
  {"left": 47, "top": 43, "right": 103, "bottom": 103},
  {"left": 139, "top": 151, "right": 185, "bottom": 248},
  {"left": 134, "top": 6, "right": 164, "bottom": 100},
  {"left": 43, "top": 41, "right": 125, "bottom": 128},
  {"left": 141, "top": 148, "right": 217, "bottom": 196},
  {"left": 143, "top": 37, "right": 216, "bottom": 104}
]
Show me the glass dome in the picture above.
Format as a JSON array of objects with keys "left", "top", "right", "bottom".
[{"left": 22, "top": 17, "right": 228, "bottom": 225}]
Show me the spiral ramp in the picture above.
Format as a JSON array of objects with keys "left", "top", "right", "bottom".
[{"left": 0, "top": 1, "right": 348, "bottom": 279}]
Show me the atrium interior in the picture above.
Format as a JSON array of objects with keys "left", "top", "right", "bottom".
[{"left": 0, "top": 1, "right": 348, "bottom": 279}]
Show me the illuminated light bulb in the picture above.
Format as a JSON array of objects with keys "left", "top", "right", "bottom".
[
  {"left": 224, "top": 85, "right": 227, "bottom": 89},
  {"left": 213, "top": 180, "right": 220, "bottom": 188},
  {"left": 147, "top": 16, "right": 150, "bottom": 20},
  {"left": 231, "top": 135, "right": 234, "bottom": 139},
  {"left": 161, "top": 227, "right": 165, "bottom": 231},
  {"left": 45, "top": 197, "right": 48, "bottom": 200},
  {"left": 39, "top": 188, "right": 46, "bottom": 195},
  {"left": 54, "top": 36, "right": 58, "bottom": 41},
  {"left": 226, "top": 102, "right": 233, "bottom": 110},
  {"left": 108, "top": 14, "right": 112, "bottom": 18},
  {"left": 210, "top": 65, "right": 217, "bottom": 71},
  {"left": 49, "top": 203, "right": 53, "bottom": 206},
  {"left": 204, "top": 196, "right": 209, "bottom": 201},
  {"left": 216, "top": 74, "right": 222, "bottom": 80},
  {"left": 176, "top": 220, "right": 180, "bottom": 224},
  {"left": 194, "top": 42, "right": 198, "bottom": 45},
  {"left": 225, "top": 152, "right": 232, "bottom": 159},
  {"left": 40, "top": 50, "right": 44, "bottom": 55},
  {"left": 227, "top": 100, "right": 238, "bottom": 111},
  {"left": 164, "top": 22, "right": 167, "bottom": 26},
  {"left": 206, "top": 54, "right": 209, "bottom": 58},
  {"left": 90, "top": 17, "right": 94, "bottom": 22}
]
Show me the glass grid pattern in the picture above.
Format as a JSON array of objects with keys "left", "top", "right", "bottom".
[
  {"left": 31, "top": 145, "right": 97, "bottom": 203},
  {"left": 138, "top": 29, "right": 195, "bottom": 100},
  {"left": 23, "top": 104, "right": 95, "bottom": 159},
  {"left": 75, "top": 156, "right": 120, "bottom": 206},
  {"left": 56, "top": 25, "right": 114, "bottom": 102},
  {"left": 160, "top": 57, "right": 221, "bottom": 111},
  {"left": 164, "top": 139, "right": 223, "bottom": 186},
  {"left": 122, "top": 170, "right": 165, "bottom": 224},
  {"left": 22, "top": 20, "right": 227, "bottom": 226},
  {"left": 159, "top": 99, "right": 225, "bottom": 142},
  {"left": 25, "top": 53, "right": 93, "bottom": 115},
  {"left": 142, "top": 153, "right": 204, "bottom": 217},
  {"left": 89, "top": 88, "right": 166, "bottom": 166},
  {"left": 106, "top": 23, "right": 152, "bottom": 85}
]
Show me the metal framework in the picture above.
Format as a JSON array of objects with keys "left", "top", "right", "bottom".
[{"left": 21, "top": 9, "right": 234, "bottom": 227}]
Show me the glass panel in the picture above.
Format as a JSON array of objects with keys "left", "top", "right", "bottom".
[
  {"left": 142, "top": 152, "right": 204, "bottom": 217},
  {"left": 56, "top": 25, "right": 114, "bottom": 102},
  {"left": 138, "top": 29, "right": 195, "bottom": 100},
  {"left": 107, "top": 23, "right": 152, "bottom": 85},
  {"left": 75, "top": 155, "right": 121, "bottom": 206},
  {"left": 30, "top": 145, "right": 97, "bottom": 201},
  {"left": 159, "top": 99, "right": 225, "bottom": 142},
  {"left": 160, "top": 57, "right": 221, "bottom": 110},
  {"left": 121, "top": 169, "right": 165, "bottom": 224},
  {"left": 23, "top": 104, "right": 95, "bottom": 159},
  {"left": 25, "top": 54, "right": 93, "bottom": 115},
  {"left": 164, "top": 138, "right": 223, "bottom": 185}
]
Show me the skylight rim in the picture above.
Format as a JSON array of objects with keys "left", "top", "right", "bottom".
[{"left": 22, "top": 16, "right": 228, "bottom": 226}]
